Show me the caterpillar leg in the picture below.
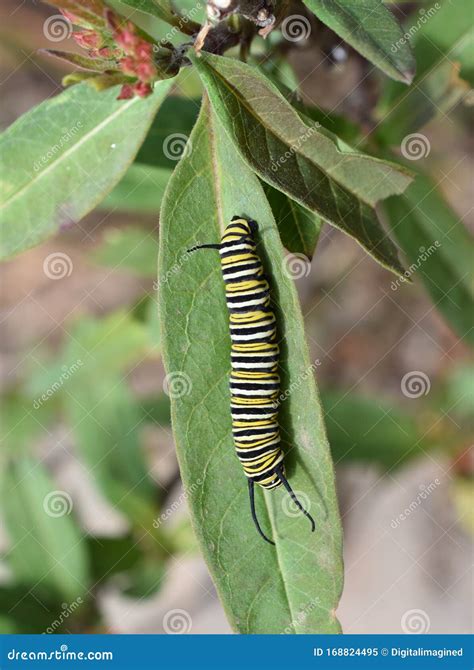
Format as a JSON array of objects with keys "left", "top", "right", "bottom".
[
  {"left": 275, "top": 464, "right": 316, "bottom": 532},
  {"left": 248, "top": 480, "right": 275, "bottom": 545}
]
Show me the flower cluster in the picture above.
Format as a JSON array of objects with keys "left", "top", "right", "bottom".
[
  {"left": 105, "top": 10, "right": 157, "bottom": 98},
  {"left": 44, "top": 0, "right": 167, "bottom": 99}
]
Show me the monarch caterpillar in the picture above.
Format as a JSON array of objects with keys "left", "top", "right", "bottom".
[{"left": 188, "top": 216, "right": 315, "bottom": 544}]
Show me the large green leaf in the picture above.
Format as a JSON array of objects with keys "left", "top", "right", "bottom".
[
  {"left": 1, "top": 458, "right": 89, "bottom": 600},
  {"left": 0, "top": 80, "right": 173, "bottom": 259},
  {"left": 159, "top": 98, "right": 343, "bottom": 633},
  {"left": 301, "top": 0, "right": 415, "bottom": 83},
  {"left": 384, "top": 174, "right": 474, "bottom": 345},
  {"left": 193, "top": 53, "right": 411, "bottom": 277}
]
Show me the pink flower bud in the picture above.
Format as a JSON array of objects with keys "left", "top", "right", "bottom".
[
  {"left": 73, "top": 30, "right": 101, "bottom": 50},
  {"left": 117, "top": 84, "right": 134, "bottom": 99},
  {"left": 135, "top": 41, "right": 153, "bottom": 59},
  {"left": 136, "top": 61, "right": 156, "bottom": 81},
  {"left": 119, "top": 56, "right": 137, "bottom": 76},
  {"left": 134, "top": 81, "right": 153, "bottom": 97}
]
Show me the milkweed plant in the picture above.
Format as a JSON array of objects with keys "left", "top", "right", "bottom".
[{"left": 1, "top": 0, "right": 472, "bottom": 635}]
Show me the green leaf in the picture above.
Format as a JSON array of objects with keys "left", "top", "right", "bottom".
[
  {"left": 413, "top": 0, "right": 474, "bottom": 86},
  {"left": 45, "top": 0, "right": 107, "bottom": 30},
  {"left": 1, "top": 458, "right": 89, "bottom": 600},
  {"left": 322, "top": 390, "right": 430, "bottom": 470},
  {"left": 301, "top": 0, "right": 416, "bottom": 83},
  {"left": 193, "top": 53, "right": 412, "bottom": 277},
  {"left": 27, "top": 311, "right": 150, "bottom": 397},
  {"left": 376, "top": 61, "right": 468, "bottom": 145},
  {"left": 118, "top": 0, "right": 200, "bottom": 35},
  {"left": 383, "top": 173, "right": 474, "bottom": 345},
  {"left": 264, "top": 184, "right": 322, "bottom": 258},
  {"left": 0, "top": 584, "right": 78, "bottom": 634},
  {"left": 159, "top": 98, "right": 343, "bottom": 634},
  {"left": 91, "top": 225, "right": 159, "bottom": 276},
  {"left": 99, "top": 163, "right": 171, "bottom": 212},
  {"left": 1, "top": 393, "right": 55, "bottom": 453},
  {"left": 0, "top": 79, "right": 173, "bottom": 260},
  {"left": 41, "top": 49, "right": 120, "bottom": 73},
  {"left": 375, "top": 0, "right": 472, "bottom": 143},
  {"left": 99, "top": 96, "right": 199, "bottom": 213},
  {"left": 135, "top": 95, "right": 201, "bottom": 170},
  {"left": 64, "top": 380, "right": 156, "bottom": 522}
]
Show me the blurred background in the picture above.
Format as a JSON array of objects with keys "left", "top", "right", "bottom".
[{"left": 0, "top": 0, "right": 472, "bottom": 634}]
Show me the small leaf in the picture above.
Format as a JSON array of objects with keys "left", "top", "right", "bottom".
[
  {"left": 322, "top": 390, "right": 431, "bottom": 470},
  {"left": 99, "top": 163, "right": 171, "bottom": 213},
  {"left": 64, "top": 380, "right": 156, "bottom": 522},
  {"left": 159, "top": 98, "right": 343, "bottom": 633},
  {"left": 0, "top": 79, "right": 173, "bottom": 259},
  {"left": 91, "top": 225, "right": 159, "bottom": 275},
  {"left": 44, "top": 0, "right": 107, "bottom": 30},
  {"left": 41, "top": 49, "right": 120, "bottom": 72},
  {"left": 301, "top": 0, "right": 416, "bottom": 83},
  {"left": 104, "top": 164, "right": 171, "bottom": 212},
  {"left": 118, "top": 0, "right": 200, "bottom": 35},
  {"left": 99, "top": 95, "right": 199, "bottom": 213},
  {"left": 376, "top": 62, "right": 468, "bottom": 145},
  {"left": 1, "top": 458, "right": 89, "bottom": 601},
  {"left": 264, "top": 183, "right": 322, "bottom": 259},
  {"left": 375, "top": 0, "right": 472, "bottom": 143},
  {"left": 193, "top": 53, "right": 411, "bottom": 276},
  {"left": 383, "top": 173, "right": 474, "bottom": 345},
  {"left": 135, "top": 95, "right": 201, "bottom": 170}
]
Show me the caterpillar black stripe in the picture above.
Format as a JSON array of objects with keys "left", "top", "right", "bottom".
[{"left": 188, "top": 216, "right": 315, "bottom": 545}]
